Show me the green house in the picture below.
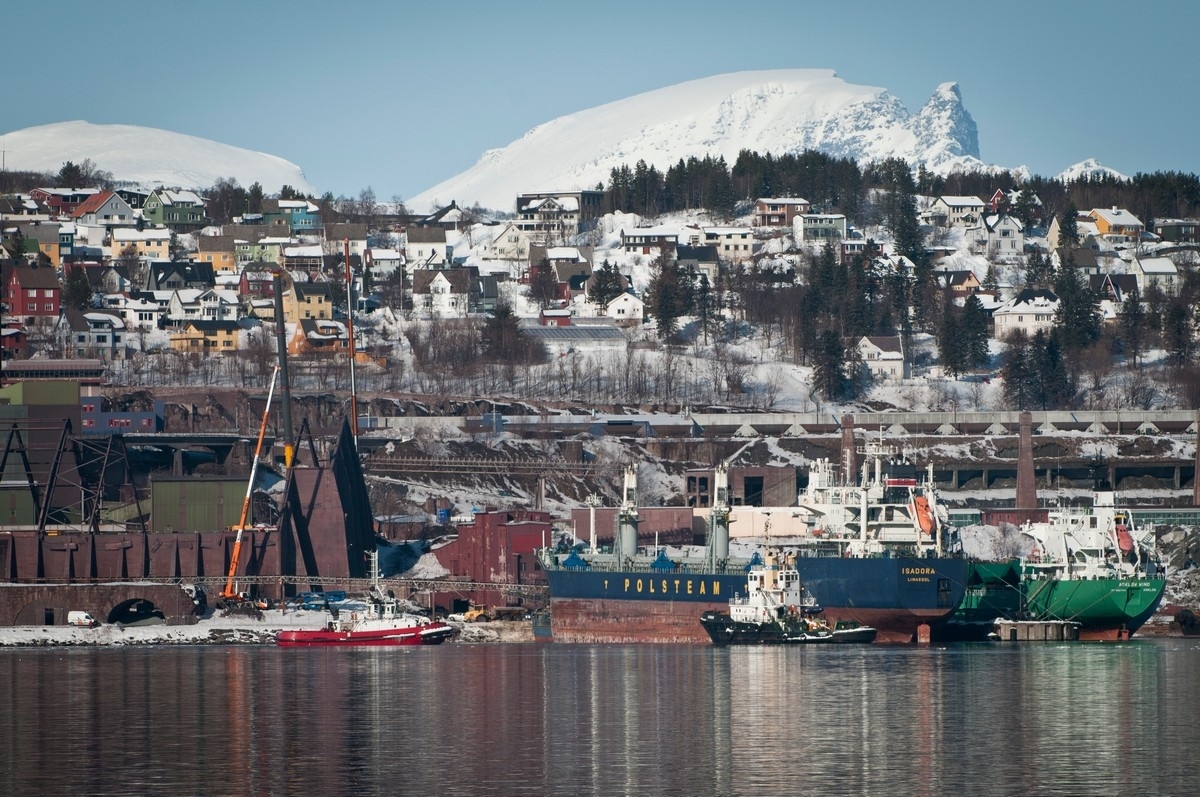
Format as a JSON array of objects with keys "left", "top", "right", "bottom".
[{"left": 142, "top": 188, "right": 207, "bottom": 232}]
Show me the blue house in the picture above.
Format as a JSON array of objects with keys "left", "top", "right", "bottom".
[{"left": 262, "top": 199, "right": 321, "bottom": 234}]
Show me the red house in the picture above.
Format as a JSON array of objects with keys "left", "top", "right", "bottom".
[
  {"left": 1, "top": 326, "right": 29, "bottom": 359},
  {"left": 539, "top": 307, "right": 572, "bottom": 326},
  {"left": 4, "top": 262, "right": 61, "bottom": 326},
  {"left": 239, "top": 268, "right": 276, "bottom": 300},
  {"left": 28, "top": 187, "right": 101, "bottom": 218}
]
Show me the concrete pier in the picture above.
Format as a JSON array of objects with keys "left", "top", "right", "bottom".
[{"left": 993, "top": 619, "right": 1081, "bottom": 642}]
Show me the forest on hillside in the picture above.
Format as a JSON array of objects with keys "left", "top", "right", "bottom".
[{"left": 599, "top": 149, "right": 1200, "bottom": 231}]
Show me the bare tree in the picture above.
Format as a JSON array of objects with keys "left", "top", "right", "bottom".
[{"left": 119, "top": 245, "right": 146, "bottom": 290}]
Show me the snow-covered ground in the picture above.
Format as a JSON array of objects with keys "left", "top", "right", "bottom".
[
  {"left": 0, "top": 610, "right": 328, "bottom": 647},
  {"left": 0, "top": 609, "right": 530, "bottom": 647}
]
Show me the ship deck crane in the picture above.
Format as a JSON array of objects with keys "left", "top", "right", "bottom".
[{"left": 220, "top": 365, "right": 279, "bottom": 603}]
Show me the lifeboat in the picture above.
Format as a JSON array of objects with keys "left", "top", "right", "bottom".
[{"left": 912, "top": 495, "right": 936, "bottom": 535}]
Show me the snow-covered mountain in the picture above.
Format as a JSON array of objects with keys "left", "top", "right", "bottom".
[
  {"left": 409, "top": 69, "right": 990, "bottom": 213},
  {"left": 0, "top": 120, "right": 314, "bottom": 194},
  {"left": 1056, "top": 158, "right": 1129, "bottom": 183}
]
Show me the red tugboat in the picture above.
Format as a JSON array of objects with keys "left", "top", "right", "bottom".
[{"left": 276, "top": 553, "right": 454, "bottom": 647}]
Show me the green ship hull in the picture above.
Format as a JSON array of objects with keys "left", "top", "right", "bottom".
[
  {"left": 1021, "top": 574, "right": 1165, "bottom": 640},
  {"left": 933, "top": 560, "right": 1024, "bottom": 641},
  {"left": 933, "top": 562, "right": 1165, "bottom": 642}
]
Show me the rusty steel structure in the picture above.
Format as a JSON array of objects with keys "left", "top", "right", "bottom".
[{"left": 0, "top": 417, "right": 383, "bottom": 624}]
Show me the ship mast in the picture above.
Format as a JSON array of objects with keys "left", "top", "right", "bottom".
[{"left": 344, "top": 238, "right": 359, "bottom": 450}]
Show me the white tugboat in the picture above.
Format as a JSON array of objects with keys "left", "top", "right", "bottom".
[{"left": 700, "top": 547, "right": 877, "bottom": 645}]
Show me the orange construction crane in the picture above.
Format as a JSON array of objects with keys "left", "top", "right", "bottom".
[{"left": 221, "top": 365, "right": 280, "bottom": 603}]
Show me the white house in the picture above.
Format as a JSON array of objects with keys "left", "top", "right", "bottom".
[
  {"left": 926, "top": 196, "right": 986, "bottom": 227},
  {"left": 621, "top": 225, "right": 680, "bottom": 255},
  {"left": 702, "top": 226, "right": 758, "bottom": 262},
  {"left": 119, "top": 295, "right": 164, "bottom": 331},
  {"left": 484, "top": 222, "right": 533, "bottom": 262},
  {"left": 856, "top": 336, "right": 908, "bottom": 381},
  {"left": 992, "top": 288, "right": 1059, "bottom": 339},
  {"left": 964, "top": 214, "right": 1024, "bottom": 260},
  {"left": 165, "top": 288, "right": 240, "bottom": 324},
  {"left": 793, "top": 213, "right": 848, "bottom": 243},
  {"left": 364, "top": 247, "right": 404, "bottom": 278},
  {"left": 56, "top": 309, "right": 127, "bottom": 361},
  {"left": 1131, "top": 256, "right": 1178, "bottom": 293},
  {"left": 605, "top": 292, "right": 644, "bottom": 327},
  {"left": 406, "top": 227, "right": 449, "bottom": 267},
  {"left": 412, "top": 268, "right": 472, "bottom": 316}
]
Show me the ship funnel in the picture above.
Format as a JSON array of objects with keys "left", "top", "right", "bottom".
[
  {"left": 709, "top": 463, "right": 730, "bottom": 564},
  {"left": 616, "top": 464, "right": 639, "bottom": 560}
]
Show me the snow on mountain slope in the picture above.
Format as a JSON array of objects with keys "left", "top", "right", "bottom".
[
  {"left": 1056, "top": 157, "right": 1129, "bottom": 183},
  {"left": 409, "top": 69, "right": 988, "bottom": 213},
  {"left": 0, "top": 120, "right": 315, "bottom": 194}
]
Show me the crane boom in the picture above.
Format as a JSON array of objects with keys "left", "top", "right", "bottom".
[{"left": 221, "top": 365, "right": 280, "bottom": 601}]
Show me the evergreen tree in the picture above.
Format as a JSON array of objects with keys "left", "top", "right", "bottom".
[
  {"left": 204, "top": 177, "right": 248, "bottom": 224},
  {"left": 1030, "top": 331, "right": 1072, "bottom": 409},
  {"left": 1001, "top": 332, "right": 1034, "bottom": 409},
  {"left": 937, "top": 293, "right": 967, "bottom": 378},
  {"left": 1053, "top": 265, "right": 1101, "bottom": 353},
  {"left": 1057, "top": 202, "right": 1080, "bottom": 249},
  {"left": 1024, "top": 250, "right": 1054, "bottom": 288},
  {"left": 812, "top": 329, "right": 848, "bottom": 400},
  {"left": 982, "top": 263, "right": 999, "bottom": 291},
  {"left": 528, "top": 259, "right": 559, "bottom": 309},
  {"left": 247, "top": 182, "right": 265, "bottom": 214},
  {"left": 588, "top": 260, "right": 625, "bottom": 308},
  {"left": 62, "top": 263, "right": 92, "bottom": 311},
  {"left": 481, "top": 299, "right": 544, "bottom": 363},
  {"left": 695, "top": 271, "right": 715, "bottom": 345},
  {"left": 644, "top": 255, "right": 689, "bottom": 339},
  {"left": 1119, "top": 288, "right": 1145, "bottom": 364},
  {"left": 1013, "top": 187, "right": 1040, "bottom": 232},
  {"left": 960, "top": 294, "right": 991, "bottom": 370},
  {"left": 875, "top": 158, "right": 932, "bottom": 331},
  {"left": 1162, "top": 297, "right": 1195, "bottom": 365},
  {"left": 56, "top": 161, "right": 85, "bottom": 187}
]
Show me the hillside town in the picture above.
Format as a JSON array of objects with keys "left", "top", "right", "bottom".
[{"left": 4, "top": 161, "right": 1200, "bottom": 417}]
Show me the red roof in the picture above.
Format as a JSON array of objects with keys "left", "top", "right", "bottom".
[{"left": 71, "top": 190, "right": 116, "bottom": 218}]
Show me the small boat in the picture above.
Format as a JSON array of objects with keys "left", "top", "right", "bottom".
[
  {"left": 276, "top": 553, "right": 454, "bottom": 647},
  {"left": 700, "top": 547, "right": 877, "bottom": 645}
]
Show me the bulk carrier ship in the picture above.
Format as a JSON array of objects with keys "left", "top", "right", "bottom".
[{"left": 537, "top": 447, "right": 969, "bottom": 644}]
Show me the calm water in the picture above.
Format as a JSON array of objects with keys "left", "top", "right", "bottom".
[{"left": 1, "top": 639, "right": 1198, "bottom": 797}]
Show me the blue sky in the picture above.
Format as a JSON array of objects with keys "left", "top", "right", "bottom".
[{"left": 6, "top": 0, "right": 1198, "bottom": 200}]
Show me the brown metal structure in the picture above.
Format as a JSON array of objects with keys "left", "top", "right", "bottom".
[{"left": 0, "top": 416, "right": 376, "bottom": 623}]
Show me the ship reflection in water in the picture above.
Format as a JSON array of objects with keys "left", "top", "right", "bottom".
[{"left": 2, "top": 641, "right": 1198, "bottom": 796}]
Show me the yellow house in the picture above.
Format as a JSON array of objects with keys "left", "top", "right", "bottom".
[
  {"left": 111, "top": 228, "right": 171, "bottom": 260},
  {"left": 24, "top": 225, "right": 62, "bottom": 267},
  {"left": 1088, "top": 207, "right": 1144, "bottom": 240},
  {"left": 169, "top": 320, "right": 241, "bottom": 354},
  {"left": 282, "top": 280, "right": 333, "bottom": 322},
  {"left": 194, "top": 235, "right": 238, "bottom": 273}
]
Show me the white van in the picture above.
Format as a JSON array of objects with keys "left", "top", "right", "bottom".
[{"left": 67, "top": 611, "right": 99, "bottom": 628}]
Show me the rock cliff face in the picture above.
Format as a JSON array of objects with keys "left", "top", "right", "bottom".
[{"left": 409, "top": 69, "right": 990, "bottom": 211}]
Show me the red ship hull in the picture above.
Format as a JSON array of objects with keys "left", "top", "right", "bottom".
[
  {"left": 276, "top": 622, "right": 454, "bottom": 647},
  {"left": 549, "top": 597, "right": 941, "bottom": 644}
]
